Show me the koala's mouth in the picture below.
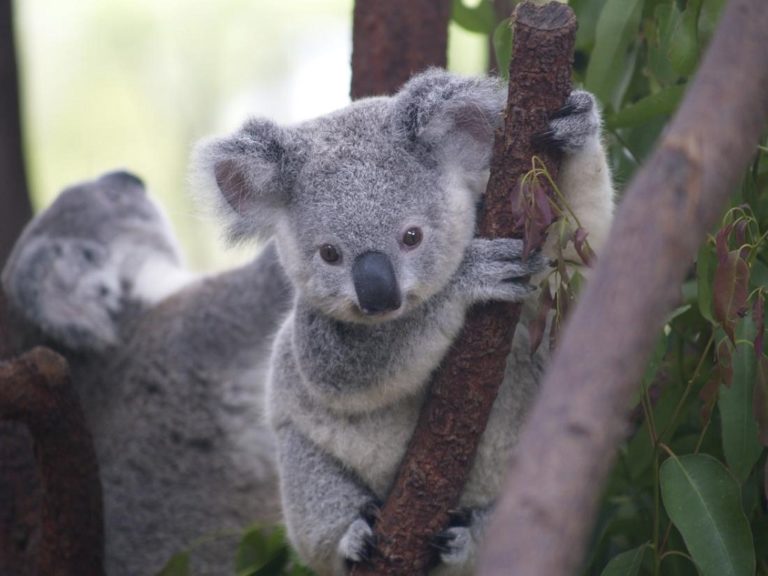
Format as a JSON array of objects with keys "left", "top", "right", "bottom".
[{"left": 352, "top": 303, "right": 404, "bottom": 323}]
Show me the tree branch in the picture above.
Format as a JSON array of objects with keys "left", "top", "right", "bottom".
[
  {"left": 351, "top": 0, "right": 451, "bottom": 99},
  {"left": 479, "top": 0, "right": 768, "bottom": 574},
  {"left": 0, "top": 348, "right": 105, "bottom": 576},
  {"left": 352, "top": 3, "right": 576, "bottom": 575}
]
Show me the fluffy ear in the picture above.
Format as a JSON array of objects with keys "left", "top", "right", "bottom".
[
  {"left": 392, "top": 68, "right": 505, "bottom": 187},
  {"left": 2, "top": 236, "right": 122, "bottom": 353},
  {"left": 192, "top": 118, "right": 291, "bottom": 243}
]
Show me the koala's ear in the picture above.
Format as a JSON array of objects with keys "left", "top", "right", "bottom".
[
  {"left": 392, "top": 68, "right": 505, "bottom": 185},
  {"left": 192, "top": 119, "right": 291, "bottom": 243},
  {"left": 2, "top": 236, "right": 122, "bottom": 353}
]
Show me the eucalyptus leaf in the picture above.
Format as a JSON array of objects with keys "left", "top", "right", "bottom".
[
  {"left": 660, "top": 454, "right": 755, "bottom": 576},
  {"left": 451, "top": 0, "right": 494, "bottom": 34},
  {"left": 585, "top": 0, "right": 645, "bottom": 110},
  {"left": 697, "top": 239, "right": 716, "bottom": 323},
  {"left": 668, "top": 0, "right": 703, "bottom": 76},
  {"left": 154, "top": 552, "right": 190, "bottom": 576},
  {"left": 719, "top": 317, "right": 764, "bottom": 482},
  {"left": 599, "top": 543, "right": 650, "bottom": 576},
  {"left": 606, "top": 84, "right": 684, "bottom": 129}
]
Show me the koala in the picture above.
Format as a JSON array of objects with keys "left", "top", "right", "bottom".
[
  {"left": 194, "top": 68, "right": 614, "bottom": 576},
  {"left": 2, "top": 170, "right": 293, "bottom": 576}
]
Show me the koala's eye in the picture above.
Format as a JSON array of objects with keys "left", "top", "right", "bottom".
[
  {"left": 319, "top": 244, "right": 341, "bottom": 264},
  {"left": 402, "top": 227, "right": 423, "bottom": 249}
]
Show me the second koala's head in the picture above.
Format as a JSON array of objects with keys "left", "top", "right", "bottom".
[
  {"left": 2, "top": 170, "right": 182, "bottom": 352},
  {"left": 195, "top": 69, "right": 504, "bottom": 323}
]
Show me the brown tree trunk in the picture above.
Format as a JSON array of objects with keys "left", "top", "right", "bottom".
[
  {"left": 0, "top": 348, "right": 105, "bottom": 576},
  {"left": 351, "top": 0, "right": 451, "bottom": 99},
  {"left": 479, "top": 0, "right": 768, "bottom": 574},
  {"left": 352, "top": 4, "right": 576, "bottom": 575},
  {"left": 0, "top": 1, "right": 39, "bottom": 554},
  {"left": 0, "top": 0, "right": 33, "bottom": 267}
]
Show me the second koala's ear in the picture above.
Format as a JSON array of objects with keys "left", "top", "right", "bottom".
[
  {"left": 392, "top": 69, "right": 505, "bottom": 184},
  {"left": 193, "top": 119, "right": 293, "bottom": 243}
]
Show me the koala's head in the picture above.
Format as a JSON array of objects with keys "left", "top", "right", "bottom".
[
  {"left": 2, "top": 170, "right": 183, "bottom": 352},
  {"left": 195, "top": 69, "right": 504, "bottom": 323}
]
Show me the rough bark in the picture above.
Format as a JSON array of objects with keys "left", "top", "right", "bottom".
[
  {"left": 351, "top": 4, "right": 576, "bottom": 575},
  {"left": 479, "top": 0, "right": 768, "bottom": 574},
  {"left": 0, "top": 0, "right": 33, "bottom": 267},
  {"left": 351, "top": 0, "right": 451, "bottom": 99},
  {"left": 0, "top": 348, "right": 104, "bottom": 576}
]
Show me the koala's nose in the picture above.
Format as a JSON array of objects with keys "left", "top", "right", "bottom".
[{"left": 352, "top": 251, "right": 402, "bottom": 315}]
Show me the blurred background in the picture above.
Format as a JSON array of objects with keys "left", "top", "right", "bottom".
[{"left": 15, "top": 0, "right": 488, "bottom": 270}]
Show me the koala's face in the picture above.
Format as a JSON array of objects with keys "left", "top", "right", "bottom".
[
  {"left": 274, "top": 114, "right": 476, "bottom": 323},
  {"left": 196, "top": 69, "right": 504, "bottom": 323}
]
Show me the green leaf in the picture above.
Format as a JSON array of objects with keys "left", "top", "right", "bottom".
[
  {"left": 492, "top": 19, "right": 513, "bottom": 80},
  {"left": 599, "top": 543, "right": 650, "bottom": 576},
  {"left": 451, "top": 0, "right": 494, "bottom": 34},
  {"left": 668, "top": 0, "right": 704, "bottom": 76},
  {"left": 154, "top": 552, "right": 190, "bottom": 576},
  {"left": 570, "top": 0, "right": 609, "bottom": 53},
  {"left": 697, "top": 239, "right": 716, "bottom": 323},
  {"left": 719, "top": 317, "right": 764, "bottom": 481},
  {"left": 660, "top": 453, "right": 755, "bottom": 576},
  {"left": 585, "top": 0, "right": 645, "bottom": 110},
  {"left": 236, "top": 525, "right": 290, "bottom": 575},
  {"left": 606, "top": 84, "right": 684, "bottom": 130}
]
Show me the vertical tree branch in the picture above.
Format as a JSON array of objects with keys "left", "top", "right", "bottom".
[
  {"left": 352, "top": 4, "right": 576, "bottom": 575},
  {"left": 0, "top": 0, "right": 33, "bottom": 267},
  {"left": 351, "top": 0, "right": 451, "bottom": 99},
  {"left": 0, "top": 348, "right": 105, "bottom": 576},
  {"left": 479, "top": 0, "right": 768, "bottom": 574}
]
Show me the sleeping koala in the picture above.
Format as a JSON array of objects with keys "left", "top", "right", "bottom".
[
  {"left": 2, "top": 170, "right": 293, "bottom": 576},
  {"left": 194, "top": 68, "right": 614, "bottom": 576}
]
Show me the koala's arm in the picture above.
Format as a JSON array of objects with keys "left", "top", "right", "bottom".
[
  {"left": 276, "top": 424, "right": 377, "bottom": 575},
  {"left": 548, "top": 91, "right": 615, "bottom": 262}
]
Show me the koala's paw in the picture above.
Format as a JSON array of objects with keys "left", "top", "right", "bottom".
[
  {"left": 535, "top": 90, "right": 600, "bottom": 154},
  {"left": 339, "top": 502, "right": 380, "bottom": 567},
  {"left": 432, "top": 526, "right": 474, "bottom": 566},
  {"left": 459, "top": 238, "right": 545, "bottom": 304},
  {"left": 431, "top": 509, "right": 479, "bottom": 568}
]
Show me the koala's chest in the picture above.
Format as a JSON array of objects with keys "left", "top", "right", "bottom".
[{"left": 291, "top": 384, "right": 425, "bottom": 498}]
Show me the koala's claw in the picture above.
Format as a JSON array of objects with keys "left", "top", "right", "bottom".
[
  {"left": 539, "top": 90, "right": 600, "bottom": 154},
  {"left": 339, "top": 516, "right": 377, "bottom": 566},
  {"left": 431, "top": 526, "right": 473, "bottom": 566}
]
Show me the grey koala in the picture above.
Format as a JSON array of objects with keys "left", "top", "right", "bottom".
[
  {"left": 194, "top": 68, "right": 614, "bottom": 576},
  {"left": 2, "top": 170, "right": 293, "bottom": 576}
]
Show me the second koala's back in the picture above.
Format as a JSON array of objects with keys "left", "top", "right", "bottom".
[
  {"left": 84, "top": 243, "right": 292, "bottom": 576},
  {"left": 1, "top": 172, "right": 294, "bottom": 576}
]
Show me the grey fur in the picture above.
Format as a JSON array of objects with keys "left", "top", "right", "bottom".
[
  {"left": 2, "top": 171, "right": 294, "bottom": 575},
  {"left": 195, "top": 69, "right": 614, "bottom": 576}
]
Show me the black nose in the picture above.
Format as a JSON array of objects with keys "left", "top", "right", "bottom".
[
  {"left": 99, "top": 170, "right": 145, "bottom": 190},
  {"left": 352, "top": 251, "right": 401, "bottom": 315}
]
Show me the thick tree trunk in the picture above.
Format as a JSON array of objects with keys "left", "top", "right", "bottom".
[
  {"left": 479, "top": 0, "right": 768, "bottom": 574},
  {"left": 352, "top": 4, "right": 576, "bottom": 575},
  {"left": 351, "top": 0, "right": 451, "bottom": 99},
  {"left": 0, "top": 348, "right": 105, "bottom": 576},
  {"left": 0, "top": 0, "right": 33, "bottom": 267}
]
